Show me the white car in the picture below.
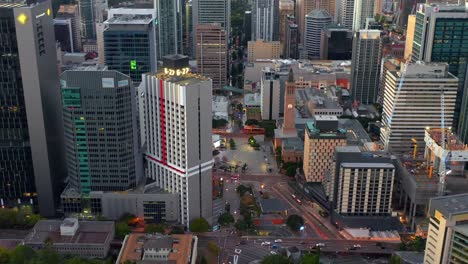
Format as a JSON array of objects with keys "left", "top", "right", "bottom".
[
  {"left": 270, "top": 251, "right": 277, "bottom": 255},
  {"left": 274, "top": 239, "right": 283, "bottom": 243},
  {"left": 261, "top": 241, "right": 271, "bottom": 246},
  {"left": 234, "top": 248, "right": 242, "bottom": 254},
  {"left": 315, "top": 243, "right": 326, "bottom": 247},
  {"left": 353, "top": 244, "right": 362, "bottom": 249}
]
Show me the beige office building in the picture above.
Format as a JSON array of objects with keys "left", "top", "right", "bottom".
[
  {"left": 247, "top": 39, "right": 281, "bottom": 62},
  {"left": 424, "top": 194, "right": 468, "bottom": 264},
  {"left": 404, "top": 15, "right": 416, "bottom": 60},
  {"left": 196, "top": 23, "right": 227, "bottom": 91},
  {"left": 303, "top": 117, "right": 347, "bottom": 182}
]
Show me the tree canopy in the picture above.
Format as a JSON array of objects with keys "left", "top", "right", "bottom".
[
  {"left": 260, "top": 254, "right": 292, "bottom": 264},
  {"left": 286, "top": 215, "right": 304, "bottom": 232},
  {"left": 144, "top": 223, "right": 165, "bottom": 234},
  {"left": 190, "top": 217, "right": 210, "bottom": 232},
  {"left": 218, "top": 212, "right": 235, "bottom": 226}
]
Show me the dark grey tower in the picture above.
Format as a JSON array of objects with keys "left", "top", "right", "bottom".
[
  {"left": 156, "top": 0, "right": 183, "bottom": 57},
  {"left": 11, "top": 0, "right": 67, "bottom": 216},
  {"left": 60, "top": 70, "right": 142, "bottom": 199}
]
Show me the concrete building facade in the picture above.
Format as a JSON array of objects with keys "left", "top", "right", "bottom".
[
  {"left": 260, "top": 69, "right": 281, "bottom": 120},
  {"left": 380, "top": 62, "right": 458, "bottom": 153},
  {"left": 350, "top": 29, "right": 382, "bottom": 104},
  {"left": 303, "top": 117, "right": 347, "bottom": 182},
  {"left": 60, "top": 70, "right": 142, "bottom": 196},
  {"left": 247, "top": 39, "right": 281, "bottom": 62},
  {"left": 196, "top": 23, "right": 227, "bottom": 91},
  {"left": 352, "top": 0, "right": 374, "bottom": 32},
  {"left": 304, "top": 9, "right": 332, "bottom": 59},
  {"left": 424, "top": 194, "right": 468, "bottom": 264},
  {"left": 139, "top": 66, "right": 213, "bottom": 226}
]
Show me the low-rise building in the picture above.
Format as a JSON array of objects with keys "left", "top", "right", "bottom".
[
  {"left": 116, "top": 234, "right": 197, "bottom": 264},
  {"left": 248, "top": 39, "right": 281, "bottom": 62},
  {"left": 24, "top": 218, "right": 114, "bottom": 258}
]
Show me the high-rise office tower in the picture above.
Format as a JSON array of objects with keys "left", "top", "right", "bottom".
[
  {"left": 410, "top": 3, "right": 468, "bottom": 144},
  {"left": 284, "top": 18, "right": 299, "bottom": 59},
  {"left": 78, "top": 0, "right": 95, "bottom": 39},
  {"left": 303, "top": 117, "right": 347, "bottom": 182},
  {"left": 0, "top": 0, "right": 67, "bottom": 216},
  {"left": 243, "top": 10, "right": 252, "bottom": 43},
  {"left": 54, "top": 18, "right": 75, "bottom": 52},
  {"left": 304, "top": 9, "right": 332, "bottom": 59},
  {"left": 279, "top": 0, "right": 294, "bottom": 56},
  {"left": 295, "top": 0, "right": 317, "bottom": 43},
  {"left": 352, "top": 0, "right": 374, "bottom": 31},
  {"left": 184, "top": 0, "right": 193, "bottom": 58},
  {"left": 261, "top": 69, "right": 281, "bottom": 120},
  {"left": 103, "top": 14, "right": 157, "bottom": 84},
  {"left": 56, "top": 4, "right": 82, "bottom": 52},
  {"left": 332, "top": 147, "right": 395, "bottom": 216},
  {"left": 60, "top": 69, "right": 142, "bottom": 198},
  {"left": 380, "top": 62, "right": 458, "bottom": 153},
  {"left": 350, "top": 29, "right": 382, "bottom": 104},
  {"left": 395, "top": 0, "right": 425, "bottom": 28},
  {"left": 339, "top": 0, "right": 354, "bottom": 29},
  {"left": 424, "top": 194, "right": 468, "bottom": 264},
  {"left": 252, "top": 0, "right": 280, "bottom": 41},
  {"left": 139, "top": 56, "right": 213, "bottom": 225},
  {"left": 320, "top": 25, "right": 353, "bottom": 60},
  {"left": 155, "top": 0, "right": 183, "bottom": 57},
  {"left": 192, "top": 0, "right": 230, "bottom": 56},
  {"left": 196, "top": 23, "right": 227, "bottom": 91}
]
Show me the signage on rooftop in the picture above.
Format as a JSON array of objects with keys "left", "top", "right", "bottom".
[{"left": 163, "top": 67, "right": 190, "bottom": 76}]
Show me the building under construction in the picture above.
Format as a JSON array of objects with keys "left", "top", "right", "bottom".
[{"left": 393, "top": 128, "right": 468, "bottom": 231}]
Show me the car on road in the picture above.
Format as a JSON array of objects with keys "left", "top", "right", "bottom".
[
  {"left": 270, "top": 251, "right": 277, "bottom": 255},
  {"left": 261, "top": 241, "right": 271, "bottom": 246},
  {"left": 271, "top": 244, "right": 279, "bottom": 249},
  {"left": 274, "top": 239, "right": 283, "bottom": 243},
  {"left": 234, "top": 249, "right": 242, "bottom": 254},
  {"left": 315, "top": 243, "right": 326, "bottom": 247},
  {"left": 353, "top": 244, "right": 362, "bottom": 249}
]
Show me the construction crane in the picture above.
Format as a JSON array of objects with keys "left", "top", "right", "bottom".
[{"left": 438, "top": 86, "right": 451, "bottom": 196}]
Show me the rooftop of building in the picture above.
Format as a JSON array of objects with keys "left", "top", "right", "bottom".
[
  {"left": 425, "top": 128, "right": 468, "bottom": 151},
  {"left": 296, "top": 88, "right": 342, "bottom": 116},
  {"left": 57, "top": 4, "right": 77, "bottom": 14},
  {"left": 393, "top": 251, "right": 424, "bottom": 264},
  {"left": 429, "top": 193, "right": 468, "bottom": 218},
  {"left": 453, "top": 224, "right": 468, "bottom": 236},
  {"left": 0, "top": 0, "right": 26, "bottom": 8},
  {"left": 24, "top": 219, "right": 114, "bottom": 245},
  {"left": 155, "top": 71, "right": 210, "bottom": 85},
  {"left": 118, "top": 234, "right": 193, "bottom": 264},
  {"left": 306, "top": 9, "right": 331, "bottom": 18},
  {"left": 243, "top": 93, "right": 261, "bottom": 107},
  {"left": 340, "top": 162, "right": 395, "bottom": 169},
  {"left": 105, "top": 14, "right": 152, "bottom": 24},
  {"left": 259, "top": 199, "right": 289, "bottom": 213},
  {"left": 282, "top": 137, "right": 304, "bottom": 151}
]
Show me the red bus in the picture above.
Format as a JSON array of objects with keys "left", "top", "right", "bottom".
[{"left": 243, "top": 126, "right": 265, "bottom": 135}]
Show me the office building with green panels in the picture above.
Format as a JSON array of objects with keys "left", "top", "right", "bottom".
[
  {"left": 60, "top": 69, "right": 142, "bottom": 199},
  {"left": 411, "top": 3, "right": 468, "bottom": 143}
]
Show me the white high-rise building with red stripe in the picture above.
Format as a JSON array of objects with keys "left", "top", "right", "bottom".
[{"left": 138, "top": 60, "right": 213, "bottom": 225}]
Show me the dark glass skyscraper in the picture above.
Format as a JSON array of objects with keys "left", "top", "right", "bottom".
[
  {"left": 0, "top": 2, "right": 35, "bottom": 209},
  {"left": 411, "top": 3, "right": 468, "bottom": 143},
  {"left": 103, "top": 14, "right": 157, "bottom": 84},
  {"left": 156, "top": 0, "right": 183, "bottom": 57},
  {"left": 0, "top": 0, "right": 67, "bottom": 216}
]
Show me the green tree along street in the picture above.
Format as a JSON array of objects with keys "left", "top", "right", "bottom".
[
  {"left": 189, "top": 217, "right": 210, "bottom": 232},
  {"left": 144, "top": 223, "right": 165, "bottom": 234},
  {"left": 397, "top": 236, "right": 426, "bottom": 252},
  {"left": 0, "top": 209, "right": 42, "bottom": 229},
  {"left": 299, "top": 253, "right": 320, "bottom": 264},
  {"left": 286, "top": 214, "right": 305, "bottom": 232},
  {"left": 115, "top": 221, "right": 131, "bottom": 239},
  {"left": 218, "top": 212, "right": 235, "bottom": 226},
  {"left": 0, "top": 245, "right": 113, "bottom": 264},
  {"left": 260, "top": 254, "right": 292, "bottom": 264},
  {"left": 389, "top": 255, "right": 402, "bottom": 264},
  {"left": 213, "top": 118, "right": 228, "bottom": 129},
  {"left": 229, "top": 138, "right": 236, "bottom": 150},
  {"left": 207, "top": 241, "right": 221, "bottom": 256}
]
